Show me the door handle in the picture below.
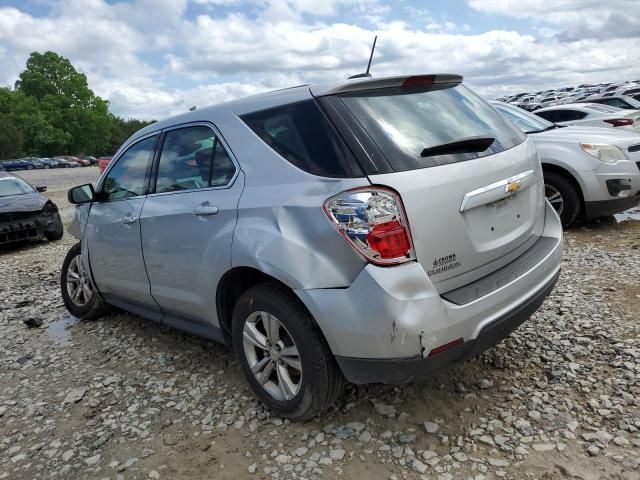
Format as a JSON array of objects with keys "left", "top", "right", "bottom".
[
  {"left": 193, "top": 205, "right": 219, "bottom": 216},
  {"left": 122, "top": 215, "right": 137, "bottom": 225}
]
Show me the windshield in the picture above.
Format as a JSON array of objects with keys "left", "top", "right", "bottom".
[
  {"left": 622, "top": 96, "right": 640, "bottom": 108},
  {"left": 0, "top": 177, "right": 35, "bottom": 196},
  {"left": 491, "top": 102, "right": 554, "bottom": 133},
  {"left": 339, "top": 84, "right": 525, "bottom": 170}
]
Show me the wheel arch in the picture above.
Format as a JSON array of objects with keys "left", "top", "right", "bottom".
[
  {"left": 216, "top": 266, "right": 319, "bottom": 345},
  {"left": 541, "top": 162, "right": 585, "bottom": 210}
]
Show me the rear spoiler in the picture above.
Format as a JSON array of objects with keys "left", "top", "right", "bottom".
[{"left": 311, "top": 74, "right": 463, "bottom": 96}]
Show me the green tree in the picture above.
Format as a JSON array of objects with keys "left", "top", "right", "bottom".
[
  {"left": 0, "top": 116, "right": 22, "bottom": 159},
  {"left": 0, "top": 51, "right": 155, "bottom": 160},
  {"left": 108, "top": 115, "right": 156, "bottom": 154},
  {"left": 15, "top": 51, "right": 112, "bottom": 155},
  {"left": 15, "top": 51, "right": 95, "bottom": 108}
]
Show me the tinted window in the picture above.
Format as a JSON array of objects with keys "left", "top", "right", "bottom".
[
  {"left": 242, "top": 100, "right": 362, "bottom": 177},
  {"left": 0, "top": 177, "right": 35, "bottom": 196},
  {"left": 535, "top": 110, "right": 556, "bottom": 122},
  {"left": 539, "top": 110, "right": 587, "bottom": 122},
  {"left": 210, "top": 139, "right": 236, "bottom": 187},
  {"left": 102, "top": 135, "right": 157, "bottom": 201},
  {"left": 602, "top": 98, "right": 627, "bottom": 108},
  {"left": 339, "top": 84, "right": 525, "bottom": 170},
  {"left": 155, "top": 126, "right": 235, "bottom": 193}
]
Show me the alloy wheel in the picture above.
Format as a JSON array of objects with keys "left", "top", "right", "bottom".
[
  {"left": 242, "top": 311, "right": 302, "bottom": 401},
  {"left": 66, "top": 255, "right": 93, "bottom": 307},
  {"left": 545, "top": 184, "right": 564, "bottom": 216}
]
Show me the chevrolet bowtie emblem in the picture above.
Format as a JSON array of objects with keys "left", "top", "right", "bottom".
[{"left": 506, "top": 180, "right": 521, "bottom": 193}]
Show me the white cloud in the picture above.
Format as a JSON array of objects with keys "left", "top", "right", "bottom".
[
  {"left": 0, "top": 0, "right": 639, "bottom": 120},
  {"left": 468, "top": 0, "right": 640, "bottom": 40}
]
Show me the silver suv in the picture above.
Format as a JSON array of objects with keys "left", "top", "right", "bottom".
[{"left": 63, "top": 74, "right": 563, "bottom": 420}]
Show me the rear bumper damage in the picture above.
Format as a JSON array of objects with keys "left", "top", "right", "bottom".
[
  {"left": 335, "top": 270, "right": 559, "bottom": 384},
  {"left": 296, "top": 201, "right": 563, "bottom": 384}
]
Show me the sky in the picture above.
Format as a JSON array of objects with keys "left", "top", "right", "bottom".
[{"left": 1, "top": 0, "right": 639, "bottom": 119}]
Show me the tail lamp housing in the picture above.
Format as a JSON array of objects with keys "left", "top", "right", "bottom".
[
  {"left": 604, "top": 118, "right": 633, "bottom": 127},
  {"left": 323, "top": 187, "right": 415, "bottom": 265}
]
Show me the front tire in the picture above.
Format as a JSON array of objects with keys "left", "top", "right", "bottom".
[
  {"left": 45, "top": 212, "right": 64, "bottom": 242},
  {"left": 60, "top": 243, "right": 110, "bottom": 319},
  {"left": 544, "top": 171, "right": 581, "bottom": 227},
  {"left": 232, "top": 282, "right": 344, "bottom": 421}
]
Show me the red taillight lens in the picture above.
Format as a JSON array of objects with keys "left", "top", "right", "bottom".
[
  {"left": 367, "top": 220, "right": 411, "bottom": 259},
  {"left": 324, "top": 187, "right": 415, "bottom": 265},
  {"left": 604, "top": 118, "right": 633, "bottom": 127}
]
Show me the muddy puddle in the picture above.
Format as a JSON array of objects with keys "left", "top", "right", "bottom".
[{"left": 46, "top": 315, "right": 80, "bottom": 346}]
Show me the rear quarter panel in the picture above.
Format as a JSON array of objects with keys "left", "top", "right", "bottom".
[{"left": 221, "top": 114, "right": 369, "bottom": 289}]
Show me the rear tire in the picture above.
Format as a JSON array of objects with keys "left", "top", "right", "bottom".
[
  {"left": 60, "top": 243, "right": 110, "bottom": 319},
  {"left": 544, "top": 171, "right": 581, "bottom": 227},
  {"left": 231, "top": 282, "right": 344, "bottom": 421}
]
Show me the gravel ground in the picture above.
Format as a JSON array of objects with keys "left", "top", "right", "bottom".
[{"left": 1, "top": 169, "right": 639, "bottom": 480}]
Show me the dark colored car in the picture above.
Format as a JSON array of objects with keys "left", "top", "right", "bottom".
[
  {"left": 38, "top": 158, "right": 64, "bottom": 168},
  {"left": 0, "top": 159, "right": 32, "bottom": 171},
  {"left": 53, "top": 155, "right": 81, "bottom": 168},
  {"left": 0, "top": 172, "right": 64, "bottom": 245},
  {"left": 54, "top": 156, "right": 90, "bottom": 167},
  {"left": 79, "top": 155, "right": 98, "bottom": 166},
  {"left": 21, "top": 157, "right": 48, "bottom": 169}
]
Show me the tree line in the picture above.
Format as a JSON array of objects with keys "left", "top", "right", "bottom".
[{"left": 0, "top": 51, "right": 155, "bottom": 160}]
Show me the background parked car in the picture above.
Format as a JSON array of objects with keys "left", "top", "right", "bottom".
[
  {"left": 0, "top": 159, "right": 32, "bottom": 171},
  {"left": 96, "top": 156, "right": 111, "bottom": 172},
  {"left": 54, "top": 155, "right": 89, "bottom": 167},
  {"left": 0, "top": 171, "right": 64, "bottom": 244},
  {"left": 582, "top": 95, "right": 640, "bottom": 110},
  {"left": 491, "top": 101, "right": 640, "bottom": 226},
  {"left": 534, "top": 103, "right": 640, "bottom": 132}
]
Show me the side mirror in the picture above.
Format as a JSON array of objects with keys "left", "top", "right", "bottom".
[
  {"left": 36, "top": 185, "right": 47, "bottom": 192},
  {"left": 68, "top": 184, "right": 95, "bottom": 204}
]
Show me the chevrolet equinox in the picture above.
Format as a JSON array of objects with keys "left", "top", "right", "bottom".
[{"left": 62, "top": 74, "right": 563, "bottom": 420}]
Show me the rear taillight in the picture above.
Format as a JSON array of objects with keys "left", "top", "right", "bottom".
[
  {"left": 323, "top": 187, "right": 415, "bottom": 265},
  {"left": 604, "top": 118, "right": 633, "bottom": 127}
]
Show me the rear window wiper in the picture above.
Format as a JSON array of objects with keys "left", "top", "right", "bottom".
[{"left": 420, "top": 136, "right": 495, "bottom": 158}]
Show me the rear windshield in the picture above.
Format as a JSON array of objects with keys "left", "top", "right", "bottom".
[
  {"left": 339, "top": 84, "right": 526, "bottom": 171},
  {"left": 241, "top": 100, "right": 363, "bottom": 177}
]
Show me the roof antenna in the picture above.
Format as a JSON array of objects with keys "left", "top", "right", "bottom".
[{"left": 349, "top": 36, "right": 377, "bottom": 79}]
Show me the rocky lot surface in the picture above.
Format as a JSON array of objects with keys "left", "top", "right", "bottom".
[{"left": 0, "top": 169, "right": 639, "bottom": 479}]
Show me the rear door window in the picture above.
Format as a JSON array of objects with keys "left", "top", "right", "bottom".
[
  {"left": 154, "top": 126, "right": 236, "bottom": 193},
  {"left": 241, "top": 100, "right": 363, "bottom": 177},
  {"left": 338, "top": 84, "right": 525, "bottom": 170}
]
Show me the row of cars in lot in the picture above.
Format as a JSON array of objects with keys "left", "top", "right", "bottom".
[
  {"left": 0, "top": 155, "right": 112, "bottom": 171},
  {"left": 2, "top": 73, "right": 639, "bottom": 421},
  {"left": 497, "top": 80, "right": 640, "bottom": 112}
]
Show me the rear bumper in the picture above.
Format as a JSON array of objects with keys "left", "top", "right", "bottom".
[
  {"left": 336, "top": 270, "right": 559, "bottom": 384},
  {"left": 296, "top": 201, "right": 563, "bottom": 383}
]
